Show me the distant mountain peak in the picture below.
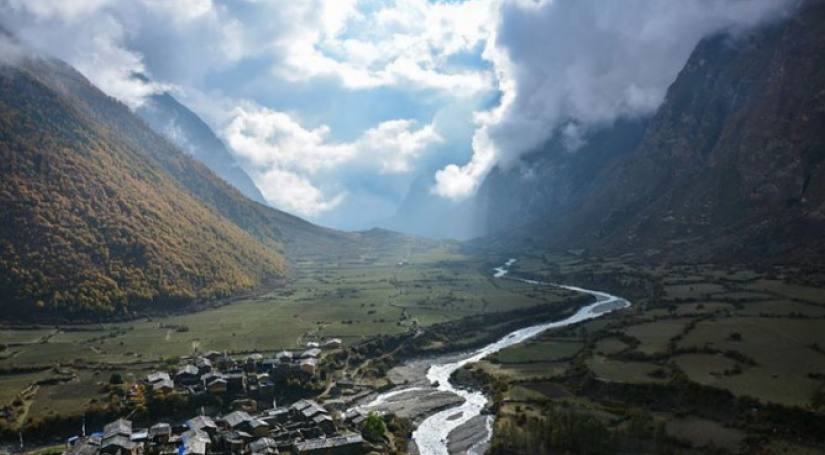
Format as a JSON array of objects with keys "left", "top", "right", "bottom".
[{"left": 135, "top": 89, "right": 269, "bottom": 205}]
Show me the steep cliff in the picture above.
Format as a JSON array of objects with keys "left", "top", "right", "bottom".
[{"left": 480, "top": 1, "right": 825, "bottom": 263}]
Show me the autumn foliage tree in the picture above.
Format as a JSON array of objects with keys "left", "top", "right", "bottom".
[{"left": 0, "top": 57, "right": 287, "bottom": 320}]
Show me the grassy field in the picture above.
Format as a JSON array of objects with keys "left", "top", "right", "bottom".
[
  {"left": 512, "top": 253, "right": 825, "bottom": 409},
  {"left": 593, "top": 337, "right": 630, "bottom": 355},
  {"left": 664, "top": 416, "right": 745, "bottom": 451},
  {"left": 0, "top": 240, "right": 576, "bottom": 429},
  {"left": 0, "top": 244, "right": 570, "bottom": 370},
  {"left": 4, "top": 240, "right": 825, "bottom": 453},
  {"left": 491, "top": 337, "right": 583, "bottom": 364},
  {"left": 476, "top": 250, "right": 825, "bottom": 454},
  {"left": 27, "top": 370, "right": 107, "bottom": 421},
  {"left": 623, "top": 318, "right": 692, "bottom": 355},
  {"left": 0, "top": 371, "right": 49, "bottom": 407},
  {"left": 0, "top": 330, "right": 56, "bottom": 346},
  {"left": 677, "top": 317, "right": 825, "bottom": 406}
]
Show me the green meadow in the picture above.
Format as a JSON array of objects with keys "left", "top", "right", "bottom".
[
  {"left": 0, "top": 241, "right": 572, "bottom": 427},
  {"left": 474, "top": 250, "right": 825, "bottom": 454}
]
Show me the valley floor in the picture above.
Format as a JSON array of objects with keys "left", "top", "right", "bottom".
[
  {"left": 2, "top": 244, "right": 825, "bottom": 455},
  {"left": 0, "top": 239, "right": 576, "bottom": 445}
]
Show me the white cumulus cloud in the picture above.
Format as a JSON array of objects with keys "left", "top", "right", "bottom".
[
  {"left": 272, "top": 0, "right": 495, "bottom": 95},
  {"left": 223, "top": 102, "right": 441, "bottom": 217}
]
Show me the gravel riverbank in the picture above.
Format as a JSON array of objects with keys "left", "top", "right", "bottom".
[{"left": 351, "top": 259, "right": 631, "bottom": 455}]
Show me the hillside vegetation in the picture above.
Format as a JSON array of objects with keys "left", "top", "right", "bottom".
[
  {"left": 0, "top": 59, "right": 290, "bottom": 319},
  {"left": 29, "top": 58, "right": 360, "bottom": 264}
]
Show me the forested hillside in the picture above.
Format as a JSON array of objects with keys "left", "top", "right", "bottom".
[
  {"left": 0, "top": 61, "right": 290, "bottom": 319},
  {"left": 30, "top": 58, "right": 360, "bottom": 263}
]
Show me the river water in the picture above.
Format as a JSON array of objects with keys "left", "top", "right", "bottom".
[{"left": 361, "top": 258, "right": 631, "bottom": 454}]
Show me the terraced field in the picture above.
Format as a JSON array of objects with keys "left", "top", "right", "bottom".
[{"left": 470, "top": 251, "right": 825, "bottom": 454}]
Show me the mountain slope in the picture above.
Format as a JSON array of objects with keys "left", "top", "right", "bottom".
[
  {"left": 28, "top": 56, "right": 360, "bottom": 264},
  {"left": 480, "top": 1, "right": 825, "bottom": 263},
  {"left": 478, "top": 118, "right": 647, "bottom": 236},
  {"left": 136, "top": 91, "right": 268, "bottom": 205},
  {"left": 0, "top": 58, "right": 287, "bottom": 319}
]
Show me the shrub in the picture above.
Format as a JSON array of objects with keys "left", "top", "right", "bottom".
[{"left": 362, "top": 412, "right": 387, "bottom": 442}]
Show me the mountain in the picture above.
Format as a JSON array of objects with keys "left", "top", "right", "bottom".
[
  {"left": 479, "top": 1, "right": 825, "bottom": 263},
  {"left": 135, "top": 90, "right": 268, "bottom": 205},
  {"left": 0, "top": 57, "right": 282, "bottom": 319},
  {"left": 0, "top": 48, "right": 360, "bottom": 320},
  {"left": 380, "top": 174, "right": 484, "bottom": 241},
  {"left": 478, "top": 118, "right": 647, "bottom": 236},
  {"left": 27, "top": 52, "right": 362, "bottom": 261}
]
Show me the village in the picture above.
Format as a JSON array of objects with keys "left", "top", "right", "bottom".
[{"left": 62, "top": 339, "right": 380, "bottom": 455}]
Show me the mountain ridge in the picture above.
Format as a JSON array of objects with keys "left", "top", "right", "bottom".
[
  {"left": 0, "top": 57, "right": 287, "bottom": 319},
  {"left": 478, "top": 1, "right": 825, "bottom": 264},
  {"left": 136, "top": 90, "right": 268, "bottom": 206}
]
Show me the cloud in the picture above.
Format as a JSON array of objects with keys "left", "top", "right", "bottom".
[
  {"left": 223, "top": 102, "right": 442, "bottom": 217},
  {"left": 0, "top": 0, "right": 489, "bottom": 228},
  {"left": 358, "top": 119, "right": 443, "bottom": 174},
  {"left": 224, "top": 104, "right": 354, "bottom": 174},
  {"left": 3, "top": 0, "right": 112, "bottom": 22},
  {"left": 254, "top": 168, "right": 346, "bottom": 217},
  {"left": 0, "top": 1, "right": 172, "bottom": 108},
  {"left": 432, "top": 123, "right": 498, "bottom": 200},
  {"left": 0, "top": 32, "right": 26, "bottom": 65},
  {"left": 432, "top": 0, "right": 796, "bottom": 200},
  {"left": 1, "top": 0, "right": 491, "bottom": 224},
  {"left": 141, "top": 0, "right": 214, "bottom": 23},
  {"left": 0, "top": 0, "right": 249, "bottom": 108},
  {"left": 271, "top": 0, "right": 495, "bottom": 95},
  {"left": 72, "top": 16, "right": 168, "bottom": 109},
  {"left": 1, "top": 0, "right": 793, "bottom": 233}
]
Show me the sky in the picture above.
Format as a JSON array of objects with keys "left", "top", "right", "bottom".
[{"left": 0, "top": 0, "right": 796, "bottom": 234}]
